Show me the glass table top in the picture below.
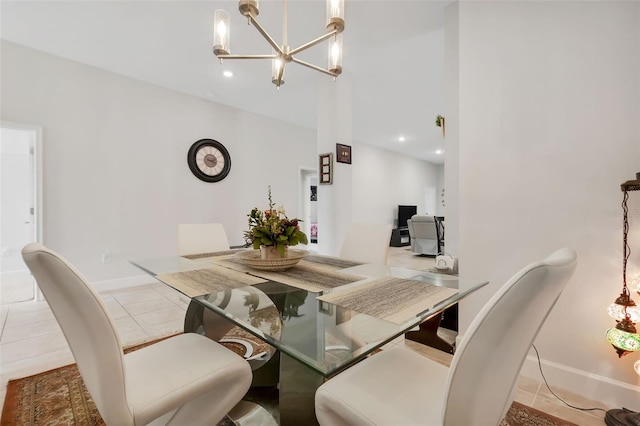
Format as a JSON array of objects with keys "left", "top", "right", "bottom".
[{"left": 131, "top": 254, "right": 488, "bottom": 377}]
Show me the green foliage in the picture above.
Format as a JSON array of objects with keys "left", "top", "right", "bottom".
[{"left": 244, "top": 186, "right": 308, "bottom": 257}]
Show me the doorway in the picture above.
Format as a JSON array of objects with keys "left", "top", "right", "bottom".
[
  {"left": 1, "top": 123, "right": 42, "bottom": 304},
  {"left": 299, "top": 168, "right": 318, "bottom": 252}
]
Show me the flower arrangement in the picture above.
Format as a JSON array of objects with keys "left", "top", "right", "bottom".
[{"left": 244, "top": 186, "right": 308, "bottom": 257}]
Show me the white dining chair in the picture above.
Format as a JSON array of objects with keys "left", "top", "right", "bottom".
[
  {"left": 315, "top": 248, "right": 577, "bottom": 425},
  {"left": 178, "top": 223, "right": 230, "bottom": 256},
  {"left": 22, "top": 243, "right": 252, "bottom": 426},
  {"left": 339, "top": 223, "right": 393, "bottom": 265}
]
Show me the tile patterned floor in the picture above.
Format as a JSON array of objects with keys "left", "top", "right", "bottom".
[{"left": 0, "top": 247, "right": 607, "bottom": 425}]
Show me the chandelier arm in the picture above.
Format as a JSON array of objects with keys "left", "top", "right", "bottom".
[
  {"left": 288, "top": 29, "right": 339, "bottom": 57},
  {"left": 216, "top": 54, "right": 277, "bottom": 60},
  {"left": 291, "top": 57, "right": 337, "bottom": 77},
  {"left": 248, "top": 15, "right": 284, "bottom": 55}
]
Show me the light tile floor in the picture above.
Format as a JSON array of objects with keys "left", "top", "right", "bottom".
[{"left": 0, "top": 247, "right": 608, "bottom": 425}]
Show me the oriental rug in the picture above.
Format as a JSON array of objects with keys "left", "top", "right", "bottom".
[{"left": 1, "top": 336, "right": 578, "bottom": 426}]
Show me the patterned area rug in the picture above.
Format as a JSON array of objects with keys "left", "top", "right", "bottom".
[{"left": 1, "top": 337, "right": 577, "bottom": 426}]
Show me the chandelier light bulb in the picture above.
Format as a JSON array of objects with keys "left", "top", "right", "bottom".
[
  {"left": 635, "top": 359, "right": 640, "bottom": 376},
  {"left": 217, "top": 21, "right": 227, "bottom": 38}
]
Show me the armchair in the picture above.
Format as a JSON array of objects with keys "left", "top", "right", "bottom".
[{"left": 407, "top": 215, "right": 439, "bottom": 256}]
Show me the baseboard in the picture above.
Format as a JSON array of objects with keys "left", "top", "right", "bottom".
[
  {"left": 520, "top": 355, "right": 640, "bottom": 411},
  {"left": 92, "top": 275, "right": 159, "bottom": 292},
  {"left": 453, "top": 333, "right": 640, "bottom": 411}
]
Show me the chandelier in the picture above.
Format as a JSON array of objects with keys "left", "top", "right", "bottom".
[{"left": 212, "top": 0, "right": 345, "bottom": 89}]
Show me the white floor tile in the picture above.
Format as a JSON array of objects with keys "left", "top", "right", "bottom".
[
  {"left": 0, "top": 319, "right": 62, "bottom": 344},
  {"left": 0, "top": 330, "right": 70, "bottom": 365}
]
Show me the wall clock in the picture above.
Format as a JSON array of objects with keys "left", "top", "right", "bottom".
[{"left": 187, "top": 139, "right": 231, "bottom": 182}]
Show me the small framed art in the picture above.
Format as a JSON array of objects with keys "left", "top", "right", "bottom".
[
  {"left": 336, "top": 143, "right": 352, "bottom": 164},
  {"left": 319, "top": 153, "right": 333, "bottom": 184}
]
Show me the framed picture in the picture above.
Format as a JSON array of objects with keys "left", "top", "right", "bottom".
[
  {"left": 319, "top": 153, "right": 333, "bottom": 184},
  {"left": 336, "top": 143, "right": 352, "bottom": 164}
]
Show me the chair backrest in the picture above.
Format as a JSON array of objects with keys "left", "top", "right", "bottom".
[
  {"left": 178, "top": 223, "right": 230, "bottom": 256},
  {"left": 21, "top": 243, "right": 133, "bottom": 425},
  {"left": 410, "top": 215, "right": 438, "bottom": 240},
  {"left": 339, "top": 223, "right": 393, "bottom": 264},
  {"left": 442, "top": 248, "right": 577, "bottom": 426}
]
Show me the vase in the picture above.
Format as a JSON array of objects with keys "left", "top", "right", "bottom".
[{"left": 260, "top": 245, "right": 288, "bottom": 260}]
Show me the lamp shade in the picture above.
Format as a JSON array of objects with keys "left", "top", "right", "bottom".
[
  {"left": 272, "top": 55, "right": 285, "bottom": 87},
  {"left": 607, "top": 302, "right": 640, "bottom": 323},
  {"left": 213, "top": 9, "right": 230, "bottom": 56},
  {"left": 328, "top": 34, "right": 342, "bottom": 75},
  {"left": 326, "top": 0, "right": 345, "bottom": 32},
  {"left": 606, "top": 323, "right": 640, "bottom": 358},
  {"left": 635, "top": 359, "right": 640, "bottom": 376}
]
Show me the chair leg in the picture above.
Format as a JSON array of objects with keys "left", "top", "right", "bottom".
[
  {"left": 404, "top": 314, "right": 455, "bottom": 354},
  {"left": 226, "top": 401, "right": 278, "bottom": 426}
]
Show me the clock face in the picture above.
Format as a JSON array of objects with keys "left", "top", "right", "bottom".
[{"left": 187, "top": 139, "right": 231, "bottom": 182}]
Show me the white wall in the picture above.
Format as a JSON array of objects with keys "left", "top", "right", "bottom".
[
  {"left": 0, "top": 40, "right": 317, "bottom": 283},
  {"left": 1, "top": 40, "right": 440, "bottom": 288},
  {"left": 351, "top": 143, "right": 442, "bottom": 226},
  {"left": 453, "top": 1, "right": 640, "bottom": 408}
]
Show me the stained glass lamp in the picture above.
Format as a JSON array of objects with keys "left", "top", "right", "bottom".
[{"left": 606, "top": 173, "right": 640, "bottom": 357}]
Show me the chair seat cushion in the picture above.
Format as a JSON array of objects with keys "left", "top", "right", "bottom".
[
  {"left": 124, "top": 333, "right": 251, "bottom": 425},
  {"left": 315, "top": 345, "right": 450, "bottom": 426}
]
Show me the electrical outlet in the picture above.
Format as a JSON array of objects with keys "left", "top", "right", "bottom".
[{"left": 101, "top": 252, "right": 111, "bottom": 264}]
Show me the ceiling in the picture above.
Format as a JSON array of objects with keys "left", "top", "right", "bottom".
[{"left": 1, "top": 1, "right": 449, "bottom": 164}]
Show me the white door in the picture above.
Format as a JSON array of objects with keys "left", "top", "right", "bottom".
[{"left": 1, "top": 125, "right": 40, "bottom": 304}]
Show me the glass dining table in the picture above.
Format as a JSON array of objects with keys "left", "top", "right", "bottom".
[{"left": 131, "top": 251, "right": 488, "bottom": 426}]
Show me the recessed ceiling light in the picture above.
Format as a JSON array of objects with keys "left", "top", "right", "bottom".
[
  {"left": 223, "top": 70, "right": 234, "bottom": 78},
  {"left": 436, "top": 149, "right": 443, "bottom": 154},
  {"left": 398, "top": 136, "right": 406, "bottom": 142}
]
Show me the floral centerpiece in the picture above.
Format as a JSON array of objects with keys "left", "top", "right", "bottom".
[{"left": 244, "top": 186, "right": 308, "bottom": 259}]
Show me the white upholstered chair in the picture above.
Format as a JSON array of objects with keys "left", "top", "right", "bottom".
[
  {"left": 178, "top": 223, "right": 230, "bottom": 256},
  {"left": 339, "top": 223, "right": 393, "bottom": 265},
  {"left": 315, "top": 248, "right": 577, "bottom": 425},
  {"left": 408, "top": 215, "right": 439, "bottom": 256},
  {"left": 22, "top": 243, "right": 252, "bottom": 426}
]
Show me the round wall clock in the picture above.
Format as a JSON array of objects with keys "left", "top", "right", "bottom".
[{"left": 187, "top": 139, "right": 231, "bottom": 182}]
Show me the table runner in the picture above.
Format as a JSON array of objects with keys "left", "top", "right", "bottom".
[
  {"left": 212, "top": 255, "right": 365, "bottom": 292},
  {"left": 182, "top": 249, "right": 243, "bottom": 260},
  {"left": 155, "top": 265, "right": 267, "bottom": 297},
  {"left": 301, "top": 255, "right": 363, "bottom": 269},
  {"left": 317, "top": 277, "right": 458, "bottom": 324}
]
